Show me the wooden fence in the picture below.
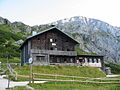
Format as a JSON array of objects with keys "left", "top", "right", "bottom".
[
  {"left": 30, "top": 73, "right": 120, "bottom": 84},
  {"left": 9, "top": 73, "right": 120, "bottom": 84}
]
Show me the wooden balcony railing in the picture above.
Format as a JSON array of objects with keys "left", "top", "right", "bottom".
[{"left": 31, "top": 49, "right": 77, "bottom": 56}]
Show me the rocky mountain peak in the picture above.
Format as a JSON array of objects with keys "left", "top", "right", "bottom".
[
  {"left": 0, "top": 16, "right": 11, "bottom": 26},
  {"left": 48, "top": 16, "right": 120, "bottom": 63}
]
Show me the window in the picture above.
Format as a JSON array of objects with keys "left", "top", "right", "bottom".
[
  {"left": 50, "top": 39, "right": 53, "bottom": 42},
  {"left": 89, "top": 58, "right": 92, "bottom": 63},
  {"left": 50, "top": 47, "right": 57, "bottom": 50},
  {"left": 92, "top": 59, "right": 94, "bottom": 63},
  {"left": 57, "top": 58, "right": 60, "bottom": 63},
  {"left": 67, "top": 49, "right": 70, "bottom": 51},
  {"left": 84, "top": 58, "right": 87, "bottom": 63},
  {"left": 36, "top": 56, "right": 45, "bottom": 62},
  {"left": 70, "top": 58, "right": 73, "bottom": 63},
  {"left": 53, "top": 39, "right": 57, "bottom": 42},
  {"left": 54, "top": 48, "right": 57, "bottom": 50},
  {"left": 98, "top": 59, "right": 101, "bottom": 63},
  {"left": 52, "top": 43, "right": 56, "bottom": 46},
  {"left": 94, "top": 58, "right": 97, "bottom": 63},
  {"left": 37, "top": 38, "right": 40, "bottom": 40},
  {"left": 82, "top": 59, "right": 85, "bottom": 63},
  {"left": 50, "top": 39, "right": 57, "bottom": 42},
  {"left": 37, "top": 46, "right": 41, "bottom": 49},
  {"left": 96, "top": 59, "right": 99, "bottom": 63},
  {"left": 50, "top": 47, "right": 53, "bottom": 50},
  {"left": 64, "top": 59, "right": 67, "bottom": 63},
  {"left": 87, "top": 59, "right": 90, "bottom": 63}
]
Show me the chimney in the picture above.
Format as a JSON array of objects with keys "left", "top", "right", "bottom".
[{"left": 32, "top": 31, "right": 37, "bottom": 36}]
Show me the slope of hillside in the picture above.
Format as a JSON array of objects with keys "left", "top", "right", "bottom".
[
  {"left": 0, "top": 24, "right": 25, "bottom": 61},
  {"left": 12, "top": 65, "right": 105, "bottom": 81}
]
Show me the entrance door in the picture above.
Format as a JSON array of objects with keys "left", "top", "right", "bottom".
[{"left": 36, "top": 56, "right": 45, "bottom": 65}]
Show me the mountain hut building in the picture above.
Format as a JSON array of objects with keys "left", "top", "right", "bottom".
[{"left": 20, "top": 27, "right": 104, "bottom": 69}]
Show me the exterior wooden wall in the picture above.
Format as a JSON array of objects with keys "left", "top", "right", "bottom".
[
  {"left": 21, "top": 41, "right": 30, "bottom": 65},
  {"left": 31, "top": 29, "right": 76, "bottom": 51}
]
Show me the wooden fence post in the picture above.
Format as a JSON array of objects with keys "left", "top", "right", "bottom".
[
  {"left": 32, "top": 73, "right": 34, "bottom": 83},
  {"left": 29, "top": 64, "right": 32, "bottom": 84}
]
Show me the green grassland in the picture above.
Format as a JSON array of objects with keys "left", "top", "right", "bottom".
[
  {"left": 0, "top": 57, "right": 20, "bottom": 63},
  {"left": 13, "top": 65, "right": 105, "bottom": 78},
  {"left": 29, "top": 82, "right": 120, "bottom": 90},
  {"left": 8, "top": 83, "right": 120, "bottom": 90},
  {"left": 9, "top": 65, "right": 120, "bottom": 90},
  {"left": 9, "top": 65, "right": 105, "bottom": 81},
  {"left": 0, "top": 24, "right": 25, "bottom": 62},
  {"left": 4, "top": 61, "right": 120, "bottom": 90}
]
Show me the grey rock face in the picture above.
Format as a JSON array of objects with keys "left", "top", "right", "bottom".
[
  {"left": 0, "top": 17, "right": 11, "bottom": 26},
  {"left": 12, "top": 22, "right": 32, "bottom": 34},
  {"left": 13, "top": 40, "right": 24, "bottom": 46},
  {"left": 48, "top": 16, "right": 120, "bottom": 63},
  {"left": 12, "top": 22, "right": 24, "bottom": 27},
  {"left": 22, "top": 26, "right": 32, "bottom": 34},
  {"left": 0, "top": 17, "right": 5, "bottom": 24}
]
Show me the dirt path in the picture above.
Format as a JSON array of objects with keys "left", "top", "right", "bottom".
[
  {"left": 0, "top": 75, "right": 8, "bottom": 90},
  {"left": 0, "top": 75, "right": 46, "bottom": 90},
  {"left": 106, "top": 75, "right": 120, "bottom": 77}
]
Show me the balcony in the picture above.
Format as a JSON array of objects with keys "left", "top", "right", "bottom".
[{"left": 31, "top": 49, "right": 77, "bottom": 56}]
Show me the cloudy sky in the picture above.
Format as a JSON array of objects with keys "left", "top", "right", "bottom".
[{"left": 0, "top": 0, "right": 120, "bottom": 26}]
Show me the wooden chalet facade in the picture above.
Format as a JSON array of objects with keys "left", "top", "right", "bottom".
[
  {"left": 20, "top": 27, "right": 104, "bottom": 68},
  {"left": 20, "top": 27, "right": 78, "bottom": 65}
]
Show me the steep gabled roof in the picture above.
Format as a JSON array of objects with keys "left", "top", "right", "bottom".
[{"left": 20, "top": 27, "right": 79, "bottom": 49}]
